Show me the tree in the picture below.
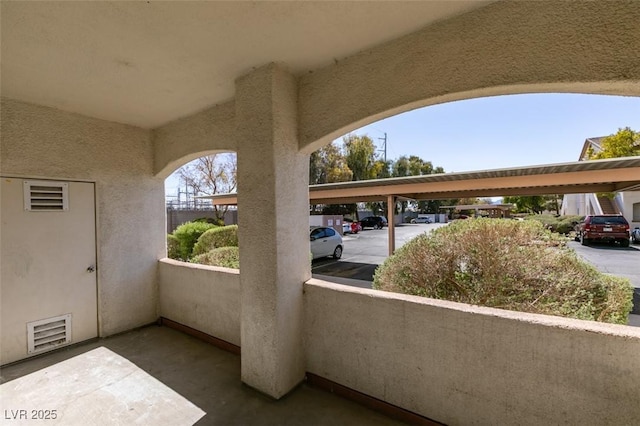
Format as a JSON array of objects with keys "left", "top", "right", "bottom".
[
  {"left": 544, "top": 194, "right": 563, "bottom": 214},
  {"left": 309, "top": 141, "right": 354, "bottom": 214},
  {"left": 418, "top": 199, "right": 449, "bottom": 214},
  {"left": 344, "top": 134, "right": 378, "bottom": 181},
  {"left": 177, "top": 153, "right": 237, "bottom": 221},
  {"left": 310, "top": 135, "right": 449, "bottom": 218},
  {"left": 392, "top": 155, "right": 410, "bottom": 177},
  {"left": 456, "top": 197, "right": 482, "bottom": 206},
  {"left": 503, "top": 195, "right": 545, "bottom": 214},
  {"left": 391, "top": 155, "right": 447, "bottom": 214},
  {"left": 342, "top": 134, "right": 382, "bottom": 217},
  {"left": 372, "top": 159, "right": 391, "bottom": 179},
  {"left": 309, "top": 142, "right": 352, "bottom": 185},
  {"left": 589, "top": 127, "right": 640, "bottom": 159}
]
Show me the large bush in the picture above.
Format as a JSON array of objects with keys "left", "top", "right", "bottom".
[
  {"left": 525, "top": 214, "right": 584, "bottom": 235},
  {"left": 373, "top": 218, "right": 632, "bottom": 324},
  {"left": 167, "top": 234, "right": 181, "bottom": 260},
  {"left": 193, "top": 217, "right": 225, "bottom": 226},
  {"left": 172, "top": 221, "right": 217, "bottom": 260},
  {"left": 192, "top": 225, "right": 238, "bottom": 256},
  {"left": 192, "top": 246, "right": 239, "bottom": 269}
]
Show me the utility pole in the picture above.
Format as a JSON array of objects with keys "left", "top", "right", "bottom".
[{"left": 378, "top": 132, "right": 387, "bottom": 163}]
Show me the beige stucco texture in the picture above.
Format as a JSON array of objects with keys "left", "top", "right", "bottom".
[
  {"left": 0, "top": 99, "right": 164, "bottom": 336},
  {"left": 149, "top": 2, "right": 640, "bottom": 165},
  {"left": 235, "top": 64, "right": 310, "bottom": 398},
  {"left": 299, "top": 1, "right": 640, "bottom": 151},
  {"left": 153, "top": 101, "right": 237, "bottom": 179},
  {"left": 304, "top": 280, "right": 640, "bottom": 426},
  {"left": 158, "top": 259, "right": 240, "bottom": 346}
]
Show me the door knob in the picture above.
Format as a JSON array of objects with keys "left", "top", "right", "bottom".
[{"left": 87, "top": 265, "right": 95, "bottom": 273}]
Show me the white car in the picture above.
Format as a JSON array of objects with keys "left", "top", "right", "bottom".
[
  {"left": 342, "top": 222, "right": 352, "bottom": 234},
  {"left": 310, "top": 226, "right": 343, "bottom": 260},
  {"left": 410, "top": 216, "right": 432, "bottom": 224}
]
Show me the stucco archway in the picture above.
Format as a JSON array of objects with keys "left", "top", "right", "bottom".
[
  {"left": 153, "top": 101, "right": 237, "bottom": 179},
  {"left": 298, "top": 1, "right": 640, "bottom": 153}
]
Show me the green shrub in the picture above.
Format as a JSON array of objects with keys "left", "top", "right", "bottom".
[
  {"left": 167, "top": 234, "right": 181, "bottom": 260},
  {"left": 172, "top": 221, "right": 217, "bottom": 260},
  {"left": 373, "top": 218, "right": 632, "bottom": 324},
  {"left": 193, "top": 217, "right": 226, "bottom": 226},
  {"left": 525, "top": 214, "right": 584, "bottom": 235},
  {"left": 192, "top": 225, "right": 239, "bottom": 256},
  {"left": 192, "top": 246, "right": 239, "bottom": 269}
]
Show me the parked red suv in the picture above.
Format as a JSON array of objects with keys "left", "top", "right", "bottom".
[{"left": 574, "top": 215, "right": 630, "bottom": 247}]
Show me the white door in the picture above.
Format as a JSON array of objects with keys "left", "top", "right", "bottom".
[{"left": 1, "top": 178, "right": 98, "bottom": 364}]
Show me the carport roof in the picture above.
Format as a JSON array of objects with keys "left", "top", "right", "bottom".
[{"left": 201, "top": 156, "right": 640, "bottom": 205}]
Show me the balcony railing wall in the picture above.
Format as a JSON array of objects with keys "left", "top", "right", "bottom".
[
  {"left": 158, "top": 261, "right": 640, "bottom": 425},
  {"left": 159, "top": 259, "right": 240, "bottom": 347}
]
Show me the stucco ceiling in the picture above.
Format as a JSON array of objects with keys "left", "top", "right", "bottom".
[{"left": 0, "top": 1, "right": 490, "bottom": 129}]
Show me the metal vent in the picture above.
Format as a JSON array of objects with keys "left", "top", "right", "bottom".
[
  {"left": 23, "top": 180, "right": 69, "bottom": 211},
  {"left": 27, "top": 314, "right": 72, "bottom": 354}
]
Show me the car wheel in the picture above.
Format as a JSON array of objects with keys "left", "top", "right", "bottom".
[
  {"left": 333, "top": 246, "right": 342, "bottom": 259},
  {"left": 621, "top": 239, "right": 630, "bottom": 248},
  {"left": 580, "top": 232, "right": 589, "bottom": 246}
]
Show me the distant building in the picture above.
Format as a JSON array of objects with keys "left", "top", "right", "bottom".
[{"left": 561, "top": 137, "right": 640, "bottom": 228}]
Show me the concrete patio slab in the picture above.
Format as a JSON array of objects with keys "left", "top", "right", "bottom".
[
  {"left": 1, "top": 346, "right": 205, "bottom": 425},
  {"left": 0, "top": 326, "right": 407, "bottom": 426}
]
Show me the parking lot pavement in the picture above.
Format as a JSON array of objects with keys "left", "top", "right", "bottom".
[
  {"left": 568, "top": 241, "right": 640, "bottom": 288},
  {"left": 629, "top": 314, "right": 640, "bottom": 327},
  {"left": 311, "top": 223, "right": 447, "bottom": 281}
]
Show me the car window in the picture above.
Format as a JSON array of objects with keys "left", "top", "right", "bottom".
[
  {"left": 607, "top": 217, "right": 627, "bottom": 224},
  {"left": 311, "top": 228, "right": 324, "bottom": 239},
  {"left": 325, "top": 228, "right": 336, "bottom": 237},
  {"left": 591, "top": 216, "right": 627, "bottom": 225}
]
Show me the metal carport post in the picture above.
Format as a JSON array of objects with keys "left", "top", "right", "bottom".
[{"left": 387, "top": 195, "right": 396, "bottom": 256}]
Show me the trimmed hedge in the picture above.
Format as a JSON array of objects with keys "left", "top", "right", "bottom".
[
  {"left": 192, "top": 246, "right": 239, "bottom": 269},
  {"left": 171, "top": 221, "right": 217, "bottom": 260},
  {"left": 373, "top": 218, "right": 632, "bottom": 324},
  {"left": 167, "top": 234, "right": 181, "bottom": 260},
  {"left": 192, "top": 225, "right": 239, "bottom": 256}
]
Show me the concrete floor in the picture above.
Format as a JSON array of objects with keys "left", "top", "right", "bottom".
[{"left": 0, "top": 325, "right": 407, "bottom": 426}]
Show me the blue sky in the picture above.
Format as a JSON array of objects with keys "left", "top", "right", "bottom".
[
  {"left": 352, "top": 93, "right": 640, "bottom": 173},
  {"left": 165, "top": 93, "right": 640, "bottom": 195}
]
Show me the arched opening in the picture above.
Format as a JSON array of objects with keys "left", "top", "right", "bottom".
[
  {"left": 163, "top": 151, "right": 239, "bottom": 267},
  {"left": 308, "top": 93, "right": 639, "bottom": 322}
]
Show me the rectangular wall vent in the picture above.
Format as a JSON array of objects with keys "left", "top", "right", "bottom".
[
  {"left": 23, "top": 180, "right": 69, "bottom": 211},
  {"left": 27, "top": 314, "right": 72, "bottom": 354}
]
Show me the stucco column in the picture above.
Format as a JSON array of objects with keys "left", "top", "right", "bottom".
[{"left": 235, "top": 63, "right": 310, "bottom": 398}]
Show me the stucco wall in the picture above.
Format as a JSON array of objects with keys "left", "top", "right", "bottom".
[
  {"left": 304, "top": 279, "right": 640, "bottom": 426},
  {"left": 298, "top": 1, "right": 640, "bottom": 150},
  {"left": 152, "top": 101, "right": 236, "bottom": 178},
  {"left": 620, "top": 191, "right": 640, "bottom": 229},
  {"left": 0, "top": 98, "right": 164, "bottom": 336},
  {"left": 158, "top": 259, "right": 240, "bottom": 346}
]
